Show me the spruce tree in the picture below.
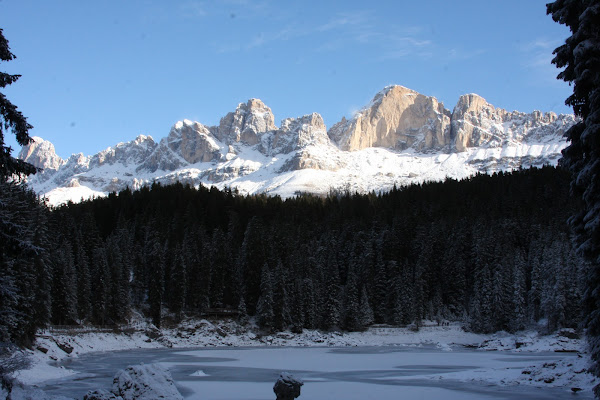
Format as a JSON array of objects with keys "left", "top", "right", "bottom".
[
  {"left": 91, "top": 245, "right": 110, "bottom": 326},
  {"left": 358, "top": 286, "right": 374, "bottom": 328},
  {"left": 256, "top": 264, "right": 274, "bottom": 330},
  {"left": 547, "top": 1, "right": 600, "bottom": 390},
  {"left": 74, "top": 232, "right": 92, "bottom": 321},
  {"left": 0, "top": 180, "right": 49, "bottom": 345},
  {"left": 146, "top": 233, "right": 165, "bottom": 328},
  {"left": 51, "top": 241, "right": 77, "bottom": 325},
  {"left": 168, "top": 245, "right": 187, "bottom": 320},
  {"left": 321, "top": 254, "right": 341, "bottom": 330},
  {"left": 0, "top": 29, "right": 36, "bottom": 178}
]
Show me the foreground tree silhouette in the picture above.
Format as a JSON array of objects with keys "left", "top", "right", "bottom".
[
  {"left": 547, "top": 0, "right": 600, "bottom": 395},
  {"left": 0, "top": 29, "right": 36, "bottom": 179},
  {"left": 0, "top": 30, "right": 50, "bottom": 347}
]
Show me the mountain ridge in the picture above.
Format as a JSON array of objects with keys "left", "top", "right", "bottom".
[{"left": 19, "top": 85, "right": 576, "bottom": 206}]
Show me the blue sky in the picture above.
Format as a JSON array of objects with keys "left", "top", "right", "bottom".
[{"left": 2, "top": 0, "right": 572, "bottom": 159}]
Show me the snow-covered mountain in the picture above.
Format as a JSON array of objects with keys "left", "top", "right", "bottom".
[{"left": 19, "top": 85, "right": 576, "bottom": 206}]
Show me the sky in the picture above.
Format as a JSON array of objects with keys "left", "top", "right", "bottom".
[{"left": 2, "top": 0, "right": 573, "bottom": 159}]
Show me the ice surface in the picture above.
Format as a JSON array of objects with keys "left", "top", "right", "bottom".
[{"left": 13, "top": 321, "right": 598, "bottom": 399}]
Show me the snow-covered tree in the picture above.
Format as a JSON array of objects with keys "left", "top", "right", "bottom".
[
  {"left": 0, "top": 29, "right": 36, "bottom": 179},
  {"left": 358, "top": 286, "right": 374, "bottom": 328},
  {"left": 509, "top": 251, "right": 527, "bottom": 332},
  {"left": 547, "top": 0, "right": 600, "bottom": 390},
  {"left": 256, "top": 264, "right": 274, "bottom": 330},
  {"left": 167, "top": 245, "right": 186, "bottom": 320},
  {"left": 0, "top": 180, "right": 51, "bottom": 345},
  {"left": 321, "top": 253, "right": 341, "bottom": 330},
  {"left": 91, "top": 245, "right": 110, "bottom": 326},
  {"left": 51, "top": 241, "right": 77, "bottom": 325},
  {"left": 272, "top": 259, "right": 291, "bottom": 331}
]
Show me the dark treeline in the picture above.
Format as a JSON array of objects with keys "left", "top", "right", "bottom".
[{"left": 0, "top": 166, "right": 586, "bottom": 346}]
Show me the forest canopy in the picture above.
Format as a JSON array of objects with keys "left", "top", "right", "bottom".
[{"left": 0, "top": 166, "right": 580, "bottom": 345}]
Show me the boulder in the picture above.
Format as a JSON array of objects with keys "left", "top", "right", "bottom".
[
  {"left": 273, "top": 372, "right": 303, "bottom": 400},
  {"left": 83, "top": 389, "right": 123, "bottom": 400},
  {"left": 111, "top": 363, "right": 183, "bottom": 400}
]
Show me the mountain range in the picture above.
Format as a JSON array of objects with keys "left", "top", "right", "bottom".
[{"left": 19, "top": 85, "right": 576, "bottom": 206}]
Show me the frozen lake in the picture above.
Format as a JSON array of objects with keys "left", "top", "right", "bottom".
[{"left": 40, "top": 345, "right": 588, "bottom": 399}]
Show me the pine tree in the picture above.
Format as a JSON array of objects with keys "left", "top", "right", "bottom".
[
  {"left": 208, "top": 229, "right": 227, "bottom": 308},
  {"left": 547, "top": 1, "right": 600, "bottom": 391},
  {"left": 509, "top": 251, "right": 527, "bottom": 332},
  {"left": 74, "top": 231, "right": 92, "bottom": 322},
  {"left": 91, "top": 245, "right": 110, "bottom": 326},
  {"left": 168, "top": 245, "right": 186, "bottom": 320},
  {"left": 146, "top": 233, "right": 165, "bottom": 328},
  {"left": 392, "top": 261, "right": 414, "bottom": 326},
  {"left": 469, "top": 263, "right": 494, "bottom": 333},
  {"left": 237, "top": 296, "right": 248, "bottom": 325},
  {"left": 321, "top": 253, "right": 341, "bottom": 330},
  {"left": 51, "top": 241, "right": 77, "bottom": 325},
  {"left": 0, "top": 258, "right": 18, "bottom": 342},
  {"left": 372, "top": 243, "right": 389, "bottom": 323},
  {"left": 289, "top": 281, "right": 305, "bottom": 333},
  {"left": 272, "top": 259, "right": 290, "bottom": 331},
  {"left": 0, "top": 29, "right": 36, "bottom": 178},
  {"left": 0, "top": 180, "right": 49, "bottom": 345},
  {"left": 106, "top": 234, "right": 130, "bottom": 323},
  {"left": 29, "top": 205, "right": 53, "bottom": 335},
  {"left": 301, "top": 277, "right": 317, "bottom": 329},
  {"left": 256, "top": 264, "right": 274, "bottom": 330},
  {"left": 342, "top": 260, "right": 361, "bottom": 331},
  {"left": 238, "top": 217, "right": 267, "bottom": 314},
  {"left": 358, "top": 286, "right": 374, "bottom": 328}
]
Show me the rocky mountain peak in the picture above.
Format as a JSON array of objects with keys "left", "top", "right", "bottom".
[
  {"left": 18, "top": 136, "right": 64, "bottom": 171},
  {"left": 449, "top": 94, "right": 573, "bottom": 151},
  {"left": 453, "top": 93, "right": 499, "bottom": 116},
  {"left": 328, "top": 85, "right": 451, "bottom": 152},
  {"left": 217, "top": 98, "right": 277, "bottom": 145},
  {"left": 167, "top": 120, "right": 220, "bottom": 164},
  {"left": 270, "top": 112, "right": 330, "bottom": 155}
]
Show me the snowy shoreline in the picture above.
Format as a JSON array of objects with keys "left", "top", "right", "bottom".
[{"left": 9, "top": 318, "right": 599, "bottom": 397}]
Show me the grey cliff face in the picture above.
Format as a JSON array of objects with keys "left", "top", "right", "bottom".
[
  {"left": 18, "top": 136, "right": 64, "bottom": 171},
  {"left": 166, "top": 121, "right": 221, "bottom": 164},
  {"left": 91, "top": 135, "right": 156, "bottom": 168},
  {"left": 217, "top": 99, "right": 277, "bottom": 145},
  {"left": 268, "top": 112, "right": 331, "bottom": 155},
  {"left": 450, "top": 94, "right": 576, "bottom": 151},
  {"left": 137, "top": 138, "right": 184, "bottom": 174}
]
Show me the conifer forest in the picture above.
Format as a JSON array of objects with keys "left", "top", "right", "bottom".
[
  {"left": 0, "top": 167, "right": 583, "bottom": 344},
  {"left": 0, "top": 166, "right": 587, "bottom": 346}
]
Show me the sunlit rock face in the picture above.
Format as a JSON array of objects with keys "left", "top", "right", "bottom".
[{"left": 328, "top": 85, "right": 452, "bottom": 152}]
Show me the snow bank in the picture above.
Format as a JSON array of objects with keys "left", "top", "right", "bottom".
[
  {"left": 111, "top": 363, "right": 182, "bottom": 400},
  {"left": 1, "top": 379, "right": 73, "bottom": 400},
  {"left": 431, "top": 352, "right": 596, "bottom": 393},
  {"left": 9, "top": 318, "right": 598, "bottom": 397}
]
